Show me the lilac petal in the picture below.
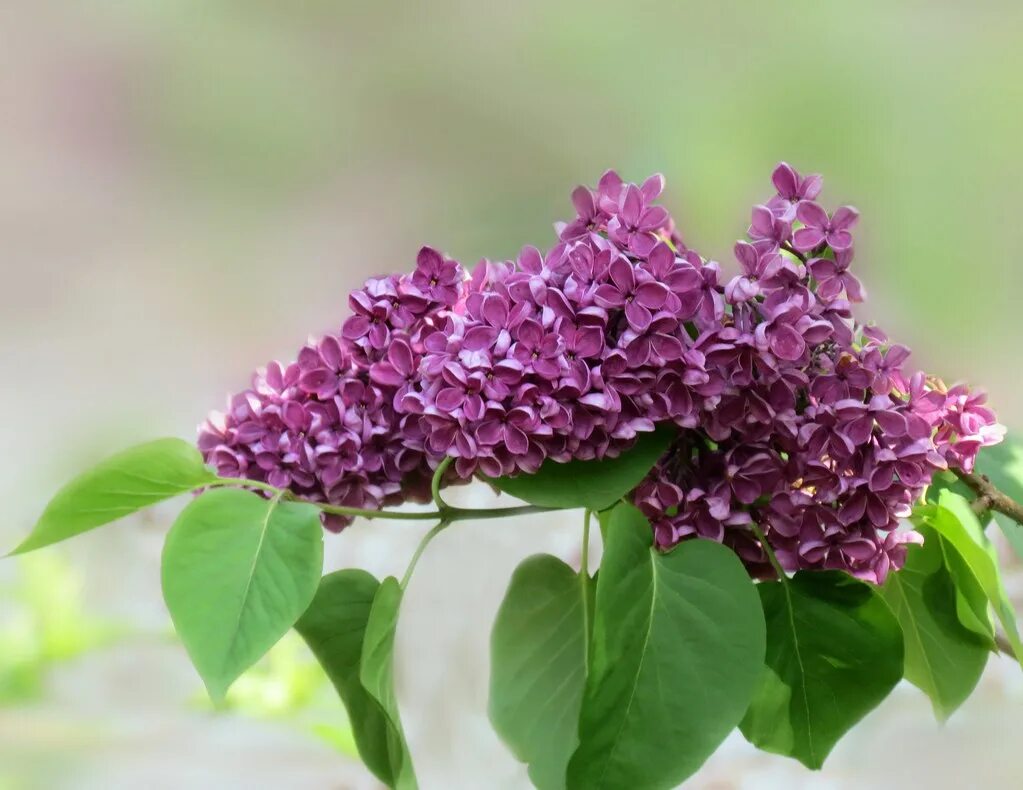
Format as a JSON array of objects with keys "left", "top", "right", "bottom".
[
  {"left": 792, "top": 227, "right": 825, "bottom": 252},
  {"left": 319, "top": 335, "right": 344, "bottom": 370},
  {"left": 481, "top": 294, "right": 509, "bottom": 327},
  {"left": 807, "top": 258, "right": 837, "bottom": 280},
  {"left": 609, "top": 257, "right": 636, "bottom": 294},
  {"left": 830, "top": 205, "right": 860, "bottom": 231},
  {"left": 827, "top": 230, "right": 854, "bottom": 251},
  {"left": 770, "top": 325, "right": 806, "bottom": 360},
  {"left": 369, "top": 362, "right": 406, "bottom": 388},
  {"left": 749, "top": 205, "right": 775, "bottom": 236},
  {"left": 802, "top": 173, "right": 823, "bottom": 200},
  {"left": 593, "top": 284, "right": 625, "bottom": 309},
  {"left": 389, "top": 340, "right": 414, "bottom": 375},
  {"left": 463, "top": 325, "right": 499, "bottom": 351},
  {"left": 506, "top": 425, "right": 529, "bottom": 455},
  {"left": 621, "top": 184, "right": 643, "bottom": 226},
  {"left": 795, "top": 201, "right": 829, "bottom": 229},
  {"left": 416, "top": 245, "right": 444, "bottom": 273},
  {"left": 772, "top": 162, "right": 798, "bottom": 198},
  {"left": 640, "top": 173, "right": 665, "bottom": 201},
  {"left": 635, "top": 281, "right": 669, "bottom": 309},
  {"left": 571, "top": 186, "right": 595, "bottom": 219},
  {"left": 575, "top": 326, "right": 604, "bottom": 357},
  {"left": 519, "top": 245, "right": 543, "bottom": 274},
  {"left": 625, "top": 300, "right": 653, "bottom": 331},
  {"left": 341, "top": 315, "right": 371, "bottom": 340},
  {"left": 435, "top": 388, "right": 465, "bottom": 412},
  {"left": 639, "top": 205, "right": 669, "bottom": 231}
]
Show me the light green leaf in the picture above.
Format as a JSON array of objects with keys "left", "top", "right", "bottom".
[
  {"left": 567, "top": 504, "right": 765, "bottom": 790},
  {"left": 931, "top": 490, "right": 1023, "bottom": 661},
  {"left": 296, "top": 569, "right": 414, "bottom": 787},
  {"left": 359, "top": 577, "right": 416, "bottom": 789},
  {"left": 12, "top": 438, "right": 216, "bottom": 555},
  {"left": 742, "top": 571, "right": 903, "bottom": 768},
  {"left": 161, "top": 488, "right": 323, "bottom": 702},
  {"left": 488, "top": 426, "right": 675, "bottom": 511},
  {"left": 489, "top": 555, "right": 589, "bottom": 790},
  {"left": 882, "top": 526, "right": 989, "bottom": 720}
]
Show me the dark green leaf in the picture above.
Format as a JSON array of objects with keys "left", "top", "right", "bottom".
[
  {"left": 488, "top": 426, "right": 675, "bottom": 511},
  {"left": 929, "top": 490, "right": 1023, "bottom": 661},
  {"left": 296, "top": 570, "right": 414, "bottom": 788},
  {"left": 489, "top": 555, "right": 589, "bottom": 790},
  {"left": 359, "top": 577, "right": 416, "bottom": 789},
  {"left": 742, "top": 571, "right": 903, "bottom": 768},
  {"left": 567, "top": 504, "right": 765, "bottom": 790},
  {"left": 881, "top": 526, "right": 989, "bottom": 720},
  {"left": 12, "top": 438, "right": 216, "bottom": 555},
  {"left": 161, "top": 489, "right": 323, "bottom": 702}
]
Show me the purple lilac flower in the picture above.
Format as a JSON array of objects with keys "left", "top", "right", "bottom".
[{"left": 199, "top": 164, "right": 1003, "bottom": 585}]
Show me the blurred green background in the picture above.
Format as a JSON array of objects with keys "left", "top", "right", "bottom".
[{"left": 2, "top": 1, "right": 1022, "bottom": 788}]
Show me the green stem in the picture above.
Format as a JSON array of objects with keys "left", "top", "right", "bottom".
[
  {"left": 750, "top": 522, "right": 788, "bottom": 582},
  {"left": 401, "top": 519, "right": 452, "bottom": 589},
  {"left": 206, "top": 476, "right": 565, "bottom": 523},
  {"left": 580, "top": 510, "right": 593, "bottom": 665},
  {"left": 432, "top": 457, "right": 454, "bottom": 511}
]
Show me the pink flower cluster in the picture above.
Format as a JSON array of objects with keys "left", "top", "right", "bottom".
[{"left": 198, "top": 164, "right": 1003, "bottom": 581}]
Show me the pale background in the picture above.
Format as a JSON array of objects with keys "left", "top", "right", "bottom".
[{"left": 2, "top": 1, "right": 1022, "bottom": 788}]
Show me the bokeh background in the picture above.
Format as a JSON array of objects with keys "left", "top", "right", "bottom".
[{"left": 2, "top": 1, "right": 1023, "bottom": 788}]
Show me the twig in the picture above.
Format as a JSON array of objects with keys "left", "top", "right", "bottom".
[{"left": 952, "top": 469, "right": 1023, "bottom": 526}]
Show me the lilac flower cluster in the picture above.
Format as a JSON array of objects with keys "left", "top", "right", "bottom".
[
  {"left": 198, "top": 247, "right": 468, "bottom": 530},
  {"left": 198, "top": 163, "right": 1003, "bottom": 582}
]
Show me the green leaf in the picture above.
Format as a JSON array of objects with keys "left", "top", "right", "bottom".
[
  {"left": 567, "top": 504, "right": 765, "bottom": 790},
  {"left": 11, "top": 438, "right": 216, "bottom": 555},
  {"left": 489, "top": 555, "right": 589, "bottom": 790},
  {"left": 488, "top": 426, "right": 675, "bottom": 511},
  {"left": 295, "top": 570, "right": 415, "bottom": 787},
  {"left": 881, "top": 526, "right": 990, "bottom": 720},
  {"left": 930, "top": 490, "right": 1023, "bottom": 661},
  {"left": 161, "top": 488, "right": 323, "bottom": 702},
  {"left": 359, "top": 577, "right": 416, "bottom": 789},
  {"left": 742, "top": 571, "right": 903, "bottom": 769}
]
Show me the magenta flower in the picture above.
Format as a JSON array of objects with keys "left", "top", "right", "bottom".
[
  {"left": 792, "top": 202, "right": 859, "bottom": 252},
  {"left": 808, "top": 248, "right": 865, "bottom": 302},
  {"left": 593, "top": 257, "right": 670, "bottom": 331},
  {"left": 767, "top": 161, "right": 823, "bottom": 221}
]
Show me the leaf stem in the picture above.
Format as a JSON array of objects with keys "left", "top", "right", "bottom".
[
  {"left": 401, "top": 518, "right": 452, "bottom": 589},
  {"left": 580, "top": 510, "right": 593, "bottom": 666},
  {"left": 431, "top": 457, "right": 454, "bottom": 511},
  {"left": 750, "top": 522, "right": 788, "bottom": 582}
]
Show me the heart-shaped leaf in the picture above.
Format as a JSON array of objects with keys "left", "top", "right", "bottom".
[
  {"left": 489, "top": 554, "right": 591, "bottom": 790},
  {"left": 161, "top": 488, "right": 323, "bottom": 702},
  {"left": 741, "top": 570, "right": 903, "bottom": 768},
  {"left": 567, "top": 504, "right": 765, "bottom": 789}
]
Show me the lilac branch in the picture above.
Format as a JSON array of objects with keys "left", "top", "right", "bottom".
[{"left": 951, "top": 469, "right": 1023, "bottom": 526}]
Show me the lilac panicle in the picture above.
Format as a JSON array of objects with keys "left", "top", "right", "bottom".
[{"left": 199, "top": 163, "right": 1003, "bottom": 584}]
